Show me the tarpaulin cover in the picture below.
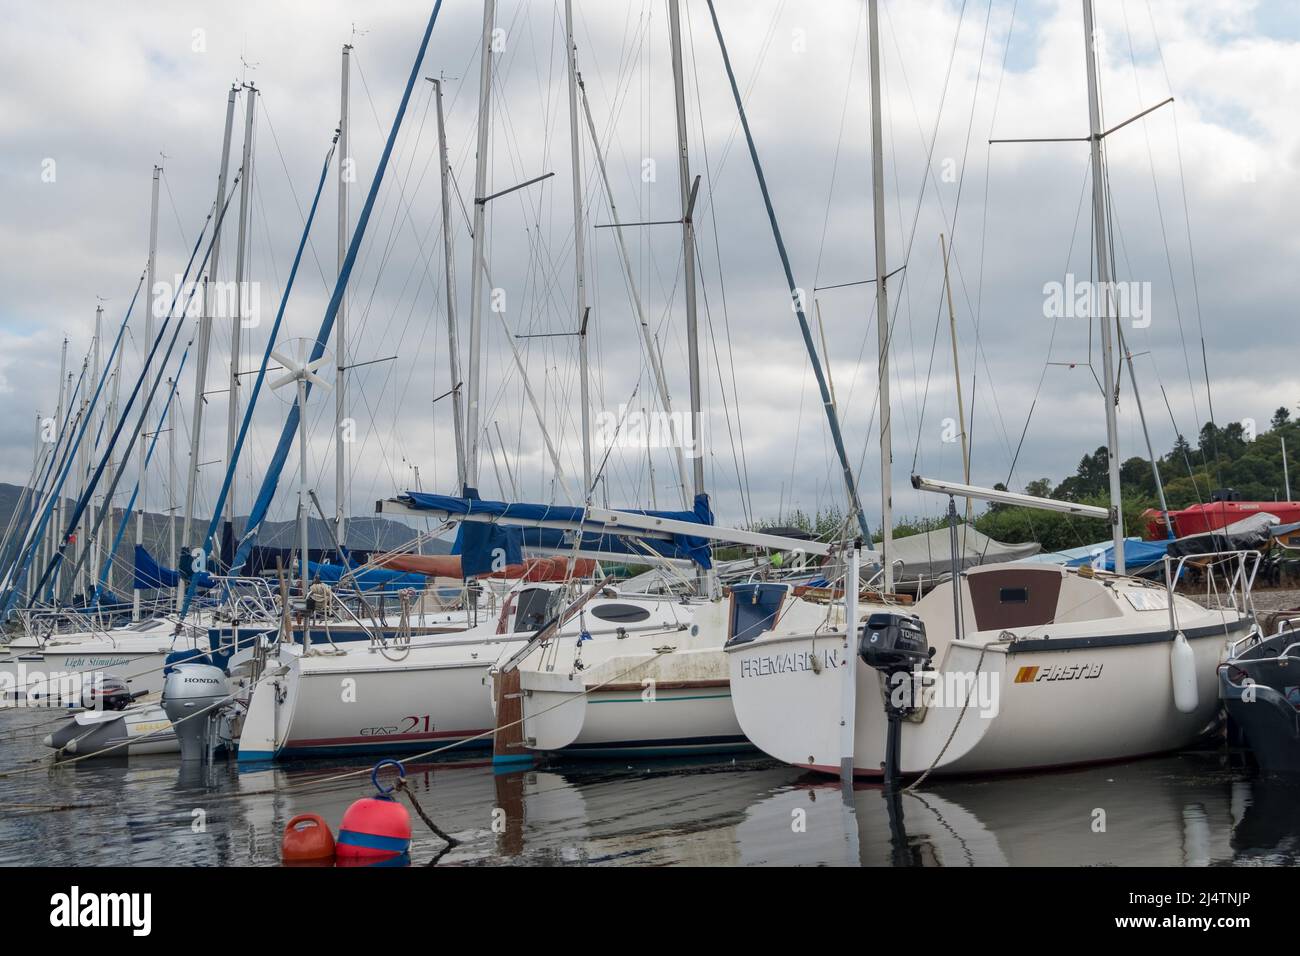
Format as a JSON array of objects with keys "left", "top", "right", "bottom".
[
  {"left": 133, "top": 545, "right": 214, "bottom": 591},
  {"left": 1024, "top": 538, "right": 1142, "bottom": 565},
  {"left": 304, "top": 559, "right": 425, "bottom": 592},
  {"left": 1066, "top": 537, "right": 1170, "bottom": 572},
  {"left": 1166, "top": 512, "right": 1279, "bottom": 559},
  {"left": 398, "top": 491, "right": 716, "bottom": 570},
  {"left": 865, "top": 525, "right": 1040, "bottom": 580}
]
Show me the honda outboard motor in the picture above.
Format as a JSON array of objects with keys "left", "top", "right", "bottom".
[{"left": 162, "top": 663, "right": 229, "bottom": 762}]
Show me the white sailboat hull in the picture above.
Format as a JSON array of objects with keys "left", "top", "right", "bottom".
[
  {"left": 727, "top": 601, "right": 1250, "bottom": 777},
  {"left": 516, "top": 650, "right": 746, "bottom": 758},
  {"left": 237, "top": 637, "right": 522, "bottom": 761}
]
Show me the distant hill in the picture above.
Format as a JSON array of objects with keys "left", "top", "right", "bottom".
[{"left": 0, "top": 482, "right": 450, "bottom": 594}]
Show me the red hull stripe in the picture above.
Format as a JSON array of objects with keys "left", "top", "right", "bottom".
[{"left": 288, "top": 728, "right": 489, "bottom": 747}]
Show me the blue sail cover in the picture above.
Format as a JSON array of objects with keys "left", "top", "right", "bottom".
[
  {"left": 454, "top": 521, "right": 524, "bottom": 577},
  {"left": 134, "top": 545, "right": 214, "bottom": 591},
  {"left": 304, "top": 559, "right": 426, "bottom": 592},
  {"left": 399, "top": 492, "right": 716, "bottom": 570}
]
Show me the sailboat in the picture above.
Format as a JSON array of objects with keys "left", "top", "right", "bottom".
[{"left": 724, "top": 0, "right": 1259, "bottom": 780}]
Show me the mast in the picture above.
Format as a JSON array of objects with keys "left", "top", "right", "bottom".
[
  {"left": 565, "top": 0, "right": 592, "bottom": 496},
  {"left": 167, "top": 377, "right": 176, "bottom": 567},
  {"left": 227, "top": 83, "right": 257, "bottom": 557},
  {"left": 75, "top": 318, "right": 100, "bottom": 600},
  {"left": 1118, "top": 326, "right": 1173, "bottom": 539},
  {"left": 103, "top": 333, "right": 125, "bottom": 593},
  {"left": 431, "top": 77, "right": 467, "bottom": 490},
  {"left": 868, "top": 0, "right": 893, "bottom": 591},
  {"left": 297, "top": 376, "right": 310, "bottom": 597},
  {"left": 75, "top": 353, "right": 90, "bottom": 599},
  {"left": 703, "top": 0, "right": 873, "bottom": 548},
  {"left": 49, "top": 338, "right": 68, "bottom": 586},
  {"left": 90, "top": 305, "right": 103, "bottom": 592},
  {"left": 135, "top": 166, "right": 161, "bottom": 620},
  {"left": 577, "top": 71, "right": 691, "bottom": 507},
  {"left": 1284, "top": 435, "right": 1292, "bottom": 501},
  {"left": 180, "top": 84, "right": 237, "bottom": 586},
  {"left": 1082, "top": 0, "right": 1126, "bottom": 573},
  {"left": 336, "top": 44, "right": 351, "bottom": 547},
  {"left": 940, "top": 233, "right": 970, "bottom": 526},
  {"left": 667, "top": 0, "right": 705, "bottom": 504},
  {"left": 465, "top": 0, "right": 496, "bottom": 490}
]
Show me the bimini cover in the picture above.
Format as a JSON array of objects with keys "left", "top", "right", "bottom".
[
  {"left": 397, "top": 492, "right": 716, "bottom": 571},
  {"left": 304, "top": 559, "right": 426, "bottom": 592},
  {"left": 134, "top": 545, "right": 214, "bottom": 591},
  {"left": 1167, "top": 512, "right": 1280, "bottom": 559}
]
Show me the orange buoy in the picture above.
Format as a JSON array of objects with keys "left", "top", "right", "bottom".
[
  {"left": 335, "top": 760, "right": 412, "bottom": 863},
  {"left": 281, "top": 813, "right": 336, "bottom": 865}
]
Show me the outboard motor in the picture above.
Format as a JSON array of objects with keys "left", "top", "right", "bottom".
[
  {"left": 80, "top": 676, "right": 137, "bottom": 712},
  {"left": 859, "top": 613, "right": 932, "bottom": 794},
  {"left": 162, "top": 663, "right": 229, "bottom": 762},
  {"left": 859, "top": 612, "right": 930, "bottom": 672},
  {"left": 164, "top": 648, "right": 213, "bottom": 675}
]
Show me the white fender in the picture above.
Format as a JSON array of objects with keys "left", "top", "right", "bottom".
[{"left": 1170, "top": 631, "right": 1198, "bottom": 714}]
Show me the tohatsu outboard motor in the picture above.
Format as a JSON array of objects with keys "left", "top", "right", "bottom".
[
  {"left": 859, "top": 612, "right": 930, "bottom": 673},
  {"left": 162, "top": 663, "right": 229, "bottom": 762},
  {"left": 859, "top": 612, "right": 932, "bottom": 796}
]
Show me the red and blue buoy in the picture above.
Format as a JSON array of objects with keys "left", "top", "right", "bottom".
[{"left": 335, "top": 760, "right": 412, "bottom": 863}]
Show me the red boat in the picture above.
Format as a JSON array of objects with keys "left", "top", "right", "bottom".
[{"left": 1143, "top": 492, "right": 1300, "bottom": 539}]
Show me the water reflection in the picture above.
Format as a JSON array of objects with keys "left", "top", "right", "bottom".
[{"left": 3, "top": 705, "right": 1299, "bottom": 866}]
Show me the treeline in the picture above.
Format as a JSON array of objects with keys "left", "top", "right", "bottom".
[
  {"left": 978, "top": 407, "right": 1298, "bottom": 550},
  {"left": 760, "top": 408, "right": 1299, "bottom": 553}
]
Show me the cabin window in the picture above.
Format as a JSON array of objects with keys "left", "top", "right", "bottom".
[
  {"left": 513, "top": 588, "right": 554, "bottom": 632},
  {"left": 726, "top": 583, "right": 788, "bottom": 646},
  {"left": 999, "top": 586, "right": 1030, "bottom": 604},
  {"left": 589, "top": 603, "right": 652, "bottom": 624}
]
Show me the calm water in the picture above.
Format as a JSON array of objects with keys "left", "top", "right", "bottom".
[{"left": 2, "top": 707, "right": 1299, "bottom": 866}]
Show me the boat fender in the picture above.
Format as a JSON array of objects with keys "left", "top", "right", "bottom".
[
  {"left": 281, "top": 813, "right": 336, "bottom": 865},
  {"left": 336, "top": 760, "right": 412, "bottom": 862},
  {"left": 1170, "top": 631, "right": 1198, "bottom": 714}
]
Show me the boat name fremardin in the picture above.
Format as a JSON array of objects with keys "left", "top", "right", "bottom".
[
  {"left": 738, "top": 647, "right": 841, "bottom": 679},
  {"left": 49, "top": 886, "right": 151, "bottom": 937}
]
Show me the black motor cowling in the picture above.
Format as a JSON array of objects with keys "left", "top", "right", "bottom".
[
  {"left": 80, "top": 676, "right": 135, "bottom": 712},
  {"left": 860, "top": 612, "right": 931, "bottom": 798},
  {"left": 859, "top": 612, "right": 929, "bottom": 672}
]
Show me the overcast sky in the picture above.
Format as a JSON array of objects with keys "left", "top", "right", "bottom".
[{"left": 2, "top": 0, "right": 1298, "bottom": 546}]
